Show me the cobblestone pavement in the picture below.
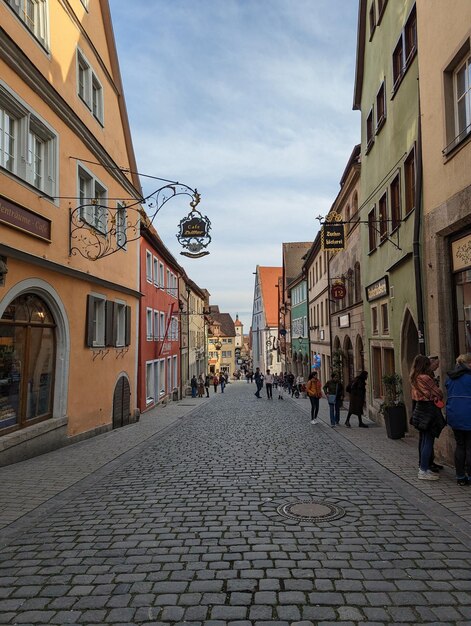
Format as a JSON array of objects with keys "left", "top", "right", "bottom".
[{"left": 1, "top": 382, "right": 471, "bottom": 625}]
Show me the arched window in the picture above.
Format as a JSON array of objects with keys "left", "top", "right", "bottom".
[
  {"left": 0, "top": 294, "right": 56, "bottom": 433},
  {"left": 352, "top": 191, "right": 358, "bottom": 217}
]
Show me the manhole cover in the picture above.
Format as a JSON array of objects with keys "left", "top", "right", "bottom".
[{"left": 277, "top": 500, "right": 346, "bottom": 522}]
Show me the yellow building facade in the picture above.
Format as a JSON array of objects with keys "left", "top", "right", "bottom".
[{"left": 0, "top": 0, "right": 142, "bottom": 464}]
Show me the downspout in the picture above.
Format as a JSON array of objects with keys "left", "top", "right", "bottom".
[{"left": 413, "top": 98, "right": 426, "bottom": 355}]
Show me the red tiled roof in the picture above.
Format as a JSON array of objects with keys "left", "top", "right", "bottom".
[{"left": 259, "top": 266, "right": 282, "bottom": 327}]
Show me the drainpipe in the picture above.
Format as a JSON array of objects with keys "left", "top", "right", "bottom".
[{"left": 413, "top": 99, "right": 426, "bottom": 355}]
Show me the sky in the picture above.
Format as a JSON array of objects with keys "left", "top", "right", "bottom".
[{"left": 109, "top": 0, "right": 360, "bottom": 330}]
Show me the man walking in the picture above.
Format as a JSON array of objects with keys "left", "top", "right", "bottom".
[
  {"left": 254, "top": 367, "right": 263, "bottom": 398},
  {"left": 265, "top": 369, "right": 273, "bottom": 399}
]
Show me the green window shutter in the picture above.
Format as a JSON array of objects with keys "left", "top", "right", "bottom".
[
  {"left": 86, "top": 294, "right": 95, "bottom": 347},
  {"left": 125, "top": 305, "right": 132, "bottom": 346}
]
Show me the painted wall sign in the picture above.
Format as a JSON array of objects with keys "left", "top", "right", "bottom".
[
  {"left": 0, "top": 196, "right": 51, "bottom": 241},
  {"left": 338, "top": 313, "right": 350, "bottom": 328},
  {"left": 366, "top": 276, "right": 389, "bottom": 302},
  {"left": 452, "top": 233, "right": 471, "bottom": 272}
]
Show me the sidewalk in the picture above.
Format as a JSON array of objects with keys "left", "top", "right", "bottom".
[
  {"left": 288, "top": 391, "right": 471, "bottom": 525},
  {"left": 0, "top": 394, "right": 210, "bottom": 530}
]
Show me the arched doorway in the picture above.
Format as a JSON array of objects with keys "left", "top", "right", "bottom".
[
  {"left": 113, "top": 375, "right": 130, "bottom": 429},
  {"left": 401, "top": 308, "right": 419, "bottom": 425},
  {"left": 343, "top": 336, "right": 354, "bottom": 384},
  {"left": 0, "top": 294, "right": 56, "bottom": 433}
]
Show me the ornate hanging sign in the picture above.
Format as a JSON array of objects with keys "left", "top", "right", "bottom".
[
  {"left": 176, "top": 193, "right": 211, "bottom": 258},
  {"left": 321, "top": 210, "right": 344, "bottom": 252},
  {"left": 331, "top": 282, "right": 347, "bottom": 300}
]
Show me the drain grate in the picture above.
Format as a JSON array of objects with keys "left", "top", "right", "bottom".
[{"left": 276, "top": 499, "right": 346, "bottom": 522}]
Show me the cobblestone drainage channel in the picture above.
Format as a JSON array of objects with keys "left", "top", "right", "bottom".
[{"left": 276, "top": 500, "right": 346, "bottom": 522}]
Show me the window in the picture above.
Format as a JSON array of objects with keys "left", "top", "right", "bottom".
[
  {"left": 86, "top": 295, "right": 106, "bottom": 347},
  {"left": 372, "top": 346, "right": 383, "bottom": 398},
  {"left": 160, "top": 312, "right": 165, "bottom": 340},
  {"left": 354, "top": 262, "right": 361, "bottom": 303},
  {"left": 377, "top": 0, "right": 387, "bottom": 22},
  {"left": 173, "top": 356, "right": 178, "bottom": 391},
  {"left": 392, "top": 5, "right": 417, "bottom": 94},
  {"left": 159, "top": 263, "right": 165, "bottom": 289},
  {"left": 366, "top": 108, "right": 374, "bottom": 151},
  {"left": 5, "top": 0, "right": 48, "bottom": 48},
  {"left": 146, "top": 362, "right": 154, "bottom": 404},
  {"left": 115, "top": 303, "right": 126, "bottom": 347},
  {"left": 116, "top": 203, "right": 127, "bottom": 249},
  {"left": 381, "top": 302, "right": 389, "bottom": 334},
  {"left": 404, "top": 148, "right": 416, "bottom": 215},
  {"left": 0, "top": 85, "right": 57, "bottom": 196},
  {"left": 167, "top": 357, "right": 171, "bottom": 392},
  {"left": 390, "top": 174, "right": 401, "bottom": 231},
  {"left": 166, "top": 269, "right": 170, "bottom": 293},
  {"left": 76, "top": 50, "right": 104, "bottom": 124},
  {"left": 376, "top": 82, "right": 386, "bottom": 131},
  {"left": 379, "top": 192, "right": 388, "bottom": 241},
  {"left": 78, "top": 165, "right": 107, "bottom": 234},
  {"left": 369, "top": 2, "right": 376, "bottom": 39},
  {"left": 159, "top": 360, "right": 166, "bottom": 396},
  {"left": 153, "top": 311, "right": 159, "bottom": 340},
  {"left": 146, "top": 308, "right": 153, "bottom": 340},
  {"left": 455, "top": 54, "right": 471, "bottom": 144},
  {"left": 372, "top": 306, "right": 379, "bottom": 335},
  {"left": 368, "top": 207, "right": 377, "bottom": 251},
  {"left": 146, "top": 251, "right": 152, "bottom": 283}
]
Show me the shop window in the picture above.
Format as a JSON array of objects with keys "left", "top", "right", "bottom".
[
  {"left": 146, "top": 362, "right": 154, "bottom": 404},
  {"left": 0, "top": 85, "right": 57, "bottom": 196},
  {"left": 0, "top": 294, "right": 55, "bottom": 433},
  {"left": 5, "top": 0, "right": 48, "bottom": 48},
  {"left": 404, "top": 148, "right": 416, "bottom": 215}
]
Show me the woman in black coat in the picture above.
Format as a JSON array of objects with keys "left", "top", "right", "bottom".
[{"left": 345, "top": 371, "right": 368, "bottom": 428}]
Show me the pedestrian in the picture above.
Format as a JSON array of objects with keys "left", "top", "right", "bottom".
[
  {"left": 250, "top": 370, "right": 254, "bottom": 383},
  {"left": 274, "top": 374, "right": 279, "bottom": 390},
  {"left": 265, "top": 369, "right": 273, "bottom": 399},
  {"left": 306, "top": 371, "right": 322, "bottom": 424},
  {"left": 345, "top": 371, "right": 369, "bottom": 428},
  {"left": 213, "top": 373, "right": 219, "bottom": 393},
  {"left": 278, "top": 380, "right": 284, "bottom": 400},
  {"left": 254, "top": 367, "right": 263, "bottom": 398},
  {"left": 323, "top": 372, "right": 343, "bottom": 427},
  {"left": 204, "top": 373, "right": 210, "bottom": 398},
  {"left": 197, "top": 374, "right": 205, "bottom": 398},
  {"left": 220, "top": 373, "right": 226, "bottom": 393},
  {"left": 410, "top": 354, "right": 446, "bottom": 481},
  {"left": 190, "top": 374, "right": 198, "bottom": 398},
  {"left": 445, "top": 353, "right": 471, "bottom": 486},
  {"left": 287, "top": 372, "right": 294, "bottom": 396}
]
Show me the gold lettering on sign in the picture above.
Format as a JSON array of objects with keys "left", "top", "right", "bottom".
[{"left": 0, "top": 197, "right": 51, "bottom": 240}]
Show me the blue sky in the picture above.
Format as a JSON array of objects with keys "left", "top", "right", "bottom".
[{"left": 110, "top": 0, "right": 360, "bottom": 330}]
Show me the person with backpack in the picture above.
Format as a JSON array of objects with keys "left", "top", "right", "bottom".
[
  {"left": 213, "top": 374, "right": 219, "bottom": 393},
  {"left": 345, "top": 370, "right": 369, "bottom": 428},
  {"left": 306, "top": 371, "right": 322, "bottom": 424},
  {"left": 323, "top": 373, "right": 343, "bottom": 427}
]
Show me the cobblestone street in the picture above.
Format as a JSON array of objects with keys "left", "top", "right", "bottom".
[{"left": 1, "top": 381, "right": 471, "bottom": 625}]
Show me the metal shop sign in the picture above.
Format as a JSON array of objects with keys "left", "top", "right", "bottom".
[
  {"left": 0, "top": 196, "right": 51, "bottom": 241},
  {"left": 366, "top": 276, "right": 389, "bottom": 302},
  {"left": 321, "top": 223, "right": 345, "bottom": 251},
  {"left": 331, "top": 282, "right": 346, "bottom": 300}
]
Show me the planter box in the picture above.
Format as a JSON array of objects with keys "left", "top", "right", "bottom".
[{"left": 383, "top": 405, "right": 407, "bottom": 439}]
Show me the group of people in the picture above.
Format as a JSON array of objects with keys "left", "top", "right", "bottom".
[
  {"left": 252, "top": 369, "right": 309, "bottom": 400},
  {"left": 410, "top": 353, "right": 471, "bottom": 485},
  {"left": 190, "top": 372, "right": 229, "bottom": 398}
]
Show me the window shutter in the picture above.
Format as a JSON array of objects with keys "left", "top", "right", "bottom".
[
  {"left": 105, "top": 300, "right": 114, "bottom": 347},
  {"left": 86, "top": 295, "right": 95, "bottom": 347},
  {"left": 125, "top": 305, "right": 131, "bottom": 346}
]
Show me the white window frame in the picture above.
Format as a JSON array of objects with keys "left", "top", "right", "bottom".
[
  {"left": 145, "top": 250, "right": 152, "bottom": 283},
  {"left": 153, "top": 310, "right": 159, "bottom": 340},
  {"left": 92, "top": 295, "right": 106, "bottom": 347},
  {"left": 0, "top": 83, "right": 57, "bottom": 196},
  {"left": 167, "top": 357, "right": 172, "bottom": 391},
  {"left": 153, "top": 257, "right": 159, "bottom": 286},
  {"left": 115, "top": 301, "right": 126, "bottom": 347},
  {"left": 159, "top": 262, "right": 165, "bottom": 289},
  {"left": 159, "top": 360, "right": 166, "bottom": 396},
  {"left": 6, "top": 0, "right": 49, "bottom": 48},
  {"left": 76, "top": 48, "right": 104, "bottom": 124},
  {"left": 77, "top": 163, "right": 107, "bottom": 234},
  {"left": 160, "top": 312, "right": 165, "bottom": 340},
  {"left": 454, "top": 54, "right": 471, "bottom": 143},
  {"left": 146, "top": 307, "right": 153, "bottom": 341},
  {"left": 146, "top": 361, "right": 154, "bottom": 405}
]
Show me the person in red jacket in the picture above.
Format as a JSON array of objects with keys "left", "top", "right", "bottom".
[{"left": 306, "top": 371, "right": 322, "bottom": 424}]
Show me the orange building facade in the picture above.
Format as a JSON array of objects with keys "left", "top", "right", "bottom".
[{"left": 0, "top": 0, "right": 142, "bottom": 465}]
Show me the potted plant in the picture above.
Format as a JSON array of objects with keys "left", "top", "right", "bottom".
[{"left": 380, "top": 373, "right": 407, "bottom": 439}]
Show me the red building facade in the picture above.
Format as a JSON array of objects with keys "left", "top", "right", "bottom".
[{"left": 138, "top": 223, "right": 182, "bottom": 412}]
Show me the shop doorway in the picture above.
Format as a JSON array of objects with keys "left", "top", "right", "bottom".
[{"left": 0, "top": 294, "right": 56, "bottom": 433}]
